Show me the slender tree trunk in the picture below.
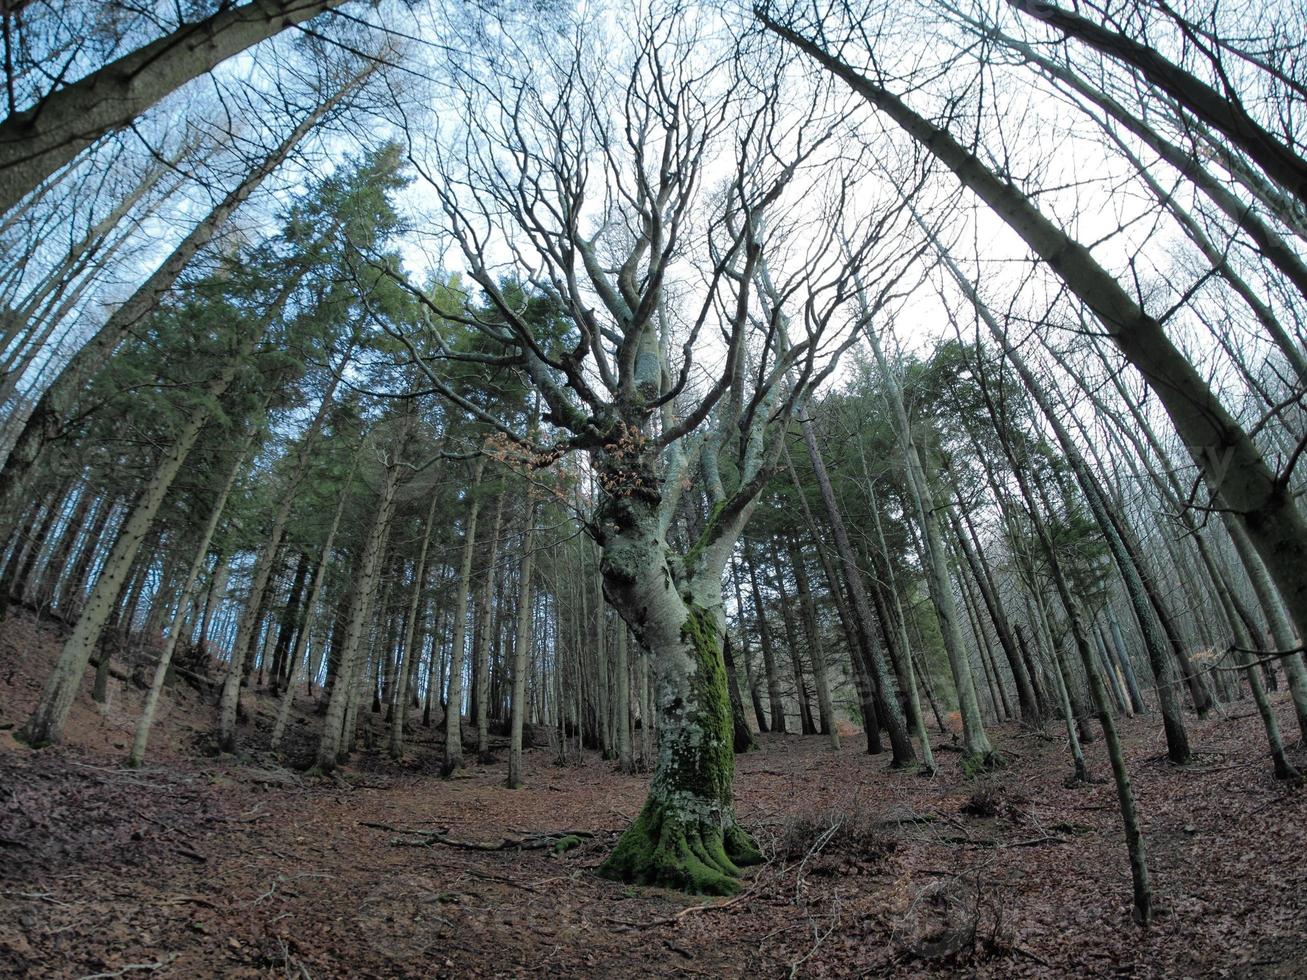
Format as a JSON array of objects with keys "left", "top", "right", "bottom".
[
  {"left": 507, "top": 495, "right": 538, "bottom": 789},
  {"left": 58, "top": 494, "right": 113, "bottom": 615},
  {"left": 473, "top": 495, "right": 504, "bottom": 759},
  {"left": 787, "top": 536, "right": 840, "bottom": 750},
  {"left": 315, "top": 429, "right": 409, "bottom": 772},
  {"left": 771, "top": 542, "right": 816, "bottom": 735},
  {"left": 948, "top": 503, "right": 1041, "bottom": 724},
  {"left": 217, "top": 372, "right": 341, "bottom": 750},
  {"left": 930, "top": 236, "right": 1194, "bottom": 763},
  {"left": 763, "top": 17, "right": 1307, "bottom": 670},
  {"left": 0, "top": 80, "right": 361, "bottom": 535},
  {"left": 443, "top": 456, "right": 487, "bottom": 776},
  {"left": 797, "top": 423, "right": 917, "bottom": 765},
  {"left": 862, "top": 326, "right": 990, "bottom": 765},
  {"left": 746, "top": 546, "right": 787, "bottom": 734},
  {"left": 731, "top": 564, "right": 769, "bottom": 733},
  {"left": 1011, "top": 0, "right": 1307, "bottom": 208},
  {"left": 0, "top": 0, "right": 352, "bottom": 213},
  {"left": 390, "top": 490, "right": 440, "bottom": 760}
]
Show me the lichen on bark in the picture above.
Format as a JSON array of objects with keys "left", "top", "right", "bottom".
[{"left": 599, "top": 604, "right": 761, "bottom": 895}]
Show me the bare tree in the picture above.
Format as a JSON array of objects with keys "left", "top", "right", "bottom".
[{"left": 376, "top": 4, "right": 921, "bottom": 893}]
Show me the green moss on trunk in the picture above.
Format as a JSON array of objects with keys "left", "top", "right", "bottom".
[{"left": 600, "top": 605, "right": 761, "bottom": 895}]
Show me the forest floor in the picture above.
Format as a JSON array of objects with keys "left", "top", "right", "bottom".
[{"left": 2, "top": 610, "right": 1306, "bottom": 978}]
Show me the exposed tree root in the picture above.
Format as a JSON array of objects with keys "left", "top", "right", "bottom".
[{"left": 598, "top": 798, "right": 762, "bottom": 896}]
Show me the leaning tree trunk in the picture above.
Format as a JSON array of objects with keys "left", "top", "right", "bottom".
[
  {"left": 862, "top": 325, "right": 992, "bottom": 766},
  {"left": 762, "top": 14, "right": 1307, "bottom": 675},
  {"left": 217, "top": 373, "right": 341, "bottom": 751},
  {"left": 934, "top": 245, "right": 1195, "bottom": 764},
  {"left": 0, "top": 78, "right": 358, "bottom": 535},
  {"left": 0, "top": 0, "right": 351, "bottom": 213},
  {"left": 1010, "top": 0, "right": 1307, "bottom": 209},
  {"left": 798, "top": 417, "right": 917, "bottom": 766}
]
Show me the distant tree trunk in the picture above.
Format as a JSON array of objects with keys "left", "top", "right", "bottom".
[
  {"left": 863, "top": 324, "right": 991, "bottom": 765},
  {"left": 1000, "top": 386, "right": 1155, "bottom": 924},
  {"left": 770, "top": 540, "right": 816, "bottom": 735},
  {"left": 730, "top": 563, "right": 769, "bottom": 733},
  {"left": 929, "top": 237, "right": 1194, "bottom": 764},
  {"left": 594, "top": 556, "right": 613, "bottom": 760},
  {"left": 58, "top": 494, "right": 114, "bottom": 615},
  {"left": 1208, "top": 528, "right": 1299, "bottom": 779},
  {"left": 1105, "top": 610, "right": 1148, "bottom": 715},
  {"left": 390, "top": 490, "right": 439, "bottom": 760},
  {"left": 197, "top": 556, "right": 229, "bottom": 658},
  {"left": 507, "top": 495, "right": 538, "bottom": 789},
  {"left": 473, "top": 495, "right": 505, "bottom": 759},
  {"left": 1224, "top": 512, "right": 1307, "bottom": 741},
  {"left": 1, "top": 480, "right": 67, "bottom": 614},
  {"left": 272, "top": 476, "right": 348, "bottom": 752},
  {"left": 799, "top": 419, "right": 916, "bottom": 765},
  {"left": 787, "top": 536, "right": 840, "bottom": 750},
  {"left": 745, "top": 546, "right": 787, "bottom": 734},
  {"left": 722, "top": 632, "right": 759, "bottom": 753},
  {"left": 217, "top": 372, "right": 340, "bottom": 750},
  {"left": 32, "top": 482, "right": 92, "bottom": 609},
  {"left": 444, "top": 456, "right": 487, "bottom": 776},
  {"left": 948, "top": 503, "right": 1041, "bottom": 725},
  {"left": 315, "top": 427, "right": 409, "bottom": 772}
]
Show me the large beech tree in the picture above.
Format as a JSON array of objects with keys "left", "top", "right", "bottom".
[{"left": 378, "top": 5, "right": 922, "bottom": 893}]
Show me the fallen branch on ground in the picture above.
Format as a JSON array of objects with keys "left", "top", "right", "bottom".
[{"left": 359, "top": 820, "right": 592, "bottom": 851}]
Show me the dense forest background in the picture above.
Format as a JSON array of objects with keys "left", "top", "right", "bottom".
[{"left": 0, "top": 0, "right": 1305, "bottom": 975}]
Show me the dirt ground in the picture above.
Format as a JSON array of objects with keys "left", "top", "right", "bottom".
[{"left": 2, "top": 609, "right": 1306, "bottom": 978}]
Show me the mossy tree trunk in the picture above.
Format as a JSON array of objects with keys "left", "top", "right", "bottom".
[{"left": 596, "top": 484, "right": 762, "bottom": 896}]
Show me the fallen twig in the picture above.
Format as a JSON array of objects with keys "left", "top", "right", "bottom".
[
  {"left": 76, "top": 953, "right": 178, "bottom": 979},
  {"left": 605, "top": 881, "right": 761, "bottom": 929}
]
